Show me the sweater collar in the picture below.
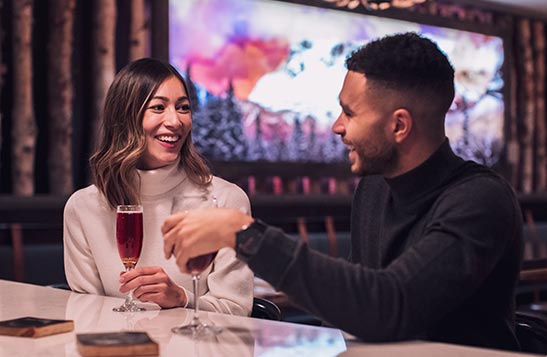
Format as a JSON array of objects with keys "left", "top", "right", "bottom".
[
  {"left": 384, "top": 139, "right": 465, "bottom": 204},
  {"left": 137, "top": 160, "right": 187, "bottom": 197}
]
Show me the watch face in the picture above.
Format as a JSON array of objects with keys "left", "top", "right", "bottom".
[{"left": 236, "top": 220, "right": 266, "bottom": 260}]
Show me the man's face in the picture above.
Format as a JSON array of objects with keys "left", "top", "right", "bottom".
[{"left": 331, "top": 71, "right": 397, "bottom": 176}]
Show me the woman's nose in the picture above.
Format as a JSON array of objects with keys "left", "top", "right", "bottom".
[{"left": 164, "top": 107, "right": 181, "bottom": 127}]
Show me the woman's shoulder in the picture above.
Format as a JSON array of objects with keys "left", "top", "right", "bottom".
[
  {"left": 210, "top": 176, "right": 246, "bottom": 195},
  {"left": 65, "top": 185, "right": 108, "bottom": 213},
  {"left": 67, "top": 184, "right": 99, "bottom": 201},
  {"left": 210, "top": 176, "right": 250, "bottom": 210}
]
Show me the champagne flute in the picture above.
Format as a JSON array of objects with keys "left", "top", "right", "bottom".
[
  {"left": 171, "top": 194, "right": 222, "bottom": 336},
  {"left": 113, "top": 204, "right": 145, "bottom": 312}
]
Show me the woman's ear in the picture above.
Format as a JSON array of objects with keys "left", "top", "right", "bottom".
[{"left": 392, "top": 108, "right": 412, "bottom": 143}]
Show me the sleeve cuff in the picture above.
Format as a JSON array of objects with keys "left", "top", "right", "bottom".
[{"left": 238, "top": 226, "right": 302, "bottom": 289}]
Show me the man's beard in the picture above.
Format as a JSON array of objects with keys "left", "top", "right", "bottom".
[{"left": 354, "top": 142, "right": 397, "bottom": 177}]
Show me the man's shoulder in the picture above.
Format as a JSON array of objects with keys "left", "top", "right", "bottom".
[
  {"left": 448, "top": 162, "right": 514, "bottom": 198},
  {"left": 436, "top": 163, "right": 520, "bottom": 220}
]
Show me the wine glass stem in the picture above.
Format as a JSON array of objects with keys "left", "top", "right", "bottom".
[
  {"left": 192, "top": 274, "right": 200, "bottom": 323},
  {"left": 125, "top": 266, "right": 136, "bottom": 304}
]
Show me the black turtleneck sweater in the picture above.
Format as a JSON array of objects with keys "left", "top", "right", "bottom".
[{"left": 242, "top": 140, "right": 522, "bottom": 351}]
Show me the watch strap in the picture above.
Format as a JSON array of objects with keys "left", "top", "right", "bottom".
[{"left": 235, "top": 219, "right": 268, "bottom": 262}]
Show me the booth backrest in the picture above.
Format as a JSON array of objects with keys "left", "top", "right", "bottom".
[{"left": 1, "top": 193, "right": 547, "bottom": 285}]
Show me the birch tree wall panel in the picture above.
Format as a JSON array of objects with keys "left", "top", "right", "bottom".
[
  {"left": 91, "top": 0, "right": 116, "bottom": 153},
  {"left": 533, "top": 21, "right": 546, "bottom": 192},
  {"left": 129, "top": 0, "right": 148, "bottom": 61},
  {"left": 12, "top": 0, "right": 36, "bottom": 196},
  {"left": 47, "top": 0, "right": 75, "bottom": 195}
]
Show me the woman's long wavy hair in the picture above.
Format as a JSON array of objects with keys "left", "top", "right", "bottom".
[{"left": 90, "top": 58, "right": 212, "bottom": 210}]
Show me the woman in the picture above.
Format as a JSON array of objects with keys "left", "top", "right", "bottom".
[{"left": 63, "top": 58, "right": 253, "bottom": 316}]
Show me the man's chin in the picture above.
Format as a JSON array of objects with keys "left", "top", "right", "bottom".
[
  {"left": 350, "top": 163, "right": 362, "bottom": 176},
  {"left": 350, "top": 162, "right": 374, "bottom": 177}
]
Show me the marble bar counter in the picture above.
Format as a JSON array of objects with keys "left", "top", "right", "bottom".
[{"left": 0, "top": 280, "right": 539, "bottom": 356}]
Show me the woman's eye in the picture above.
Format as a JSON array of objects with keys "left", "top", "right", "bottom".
[
  {"left": 149, "top": 104, "right": 164, "bottom": 111},
  {"left": 178, "top": 104, "right": 191, "bottom": 112}
]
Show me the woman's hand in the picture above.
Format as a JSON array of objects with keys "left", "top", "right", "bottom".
[{"left": 119, "top": 266, "right": 187, "bottom": 308}]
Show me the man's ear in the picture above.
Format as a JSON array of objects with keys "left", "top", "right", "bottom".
[{"left": 392, "top": 108, "right": 412, "bottom": 143}]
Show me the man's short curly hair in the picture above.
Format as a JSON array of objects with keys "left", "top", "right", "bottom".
[{"left": 346, "top": 32, "right": 455, "bottom": 121}]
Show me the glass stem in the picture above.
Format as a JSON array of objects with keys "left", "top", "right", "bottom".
[
  {"left": 192, "top": 274, "right": 200, "bottom": 322},
  {"left": 126, "top": 266, "right": 135, "bottom": 304}
]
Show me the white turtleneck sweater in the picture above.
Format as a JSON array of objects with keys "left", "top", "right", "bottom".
[{"left": 63, "top": 162, "right": 253, "bottom": 316}]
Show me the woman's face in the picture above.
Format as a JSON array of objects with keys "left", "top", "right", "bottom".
[{"left": 138, "top": 76, "right": 192, "bottom": 170}]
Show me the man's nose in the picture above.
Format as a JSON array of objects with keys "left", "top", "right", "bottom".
[{"left": 331, "top": 114, "right": 344, "bottom": 135}]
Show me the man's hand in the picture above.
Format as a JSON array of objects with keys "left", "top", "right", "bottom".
[{"left": 162, "top": 208, "right": 253, "bottom": 274}]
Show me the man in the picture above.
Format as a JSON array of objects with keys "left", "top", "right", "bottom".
[{"left": 163, "top": 32, "right": 522, "bottom": 351}]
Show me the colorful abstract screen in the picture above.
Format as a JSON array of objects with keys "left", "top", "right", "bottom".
[{"left": 169, "top": 0, "right": 504, "bottom": 166}]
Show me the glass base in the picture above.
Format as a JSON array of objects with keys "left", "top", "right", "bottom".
[
  {"left": 112, "top": 301, "right": 145, "bottom": 312},
  {"left": 171, "top": 322, "right": 222, "bottom": 337}
]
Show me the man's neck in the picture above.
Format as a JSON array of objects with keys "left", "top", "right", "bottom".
[{"left": 384, "top": 137, "right": 446, "bottom": 179}]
